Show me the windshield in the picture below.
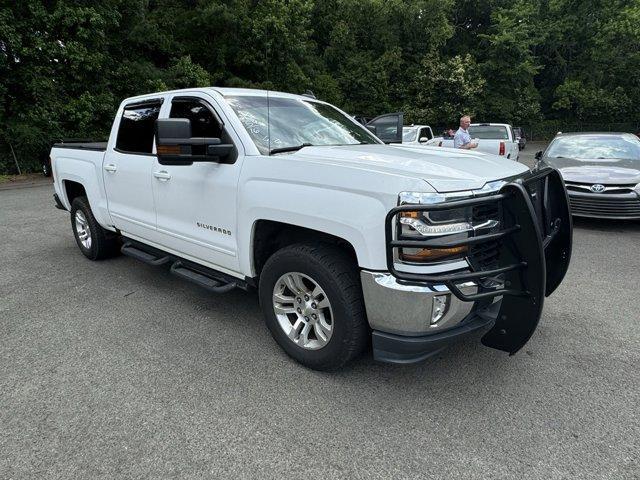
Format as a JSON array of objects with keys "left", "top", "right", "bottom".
[
  {"left": 546, "top": 135, "right": 640, "bottom": 160},
  {"left": 226, "top": 95, "right": 380, "bottom": 154},
  {"left": 402, "top": 127, "right": 418, "bottom": 142},
  {"left": 468, "top": 125, "right": 509, "bottom": 140}
]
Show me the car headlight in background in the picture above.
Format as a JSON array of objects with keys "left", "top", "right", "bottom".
[
  {"left": 396, "top": 190, "right": 501, "bottom": 263},
  {"left": 634, "top": 183, "right": 640, "bottom": 193}
]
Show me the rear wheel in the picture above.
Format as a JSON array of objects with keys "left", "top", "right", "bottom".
[
  {"left": 70, "top": 197, "right": 119, "bottom": 260},
  {"left": 259, "top": 243, "right": 368, "bottom": 370}
]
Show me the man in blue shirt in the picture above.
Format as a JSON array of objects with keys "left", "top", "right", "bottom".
[{"left": 453, "top": 115, "right": 478, "bottom": 150}]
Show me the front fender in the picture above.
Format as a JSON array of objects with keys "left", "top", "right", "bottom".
[{"left": 237, "top": 179, "right": 391, "bottom": 276}]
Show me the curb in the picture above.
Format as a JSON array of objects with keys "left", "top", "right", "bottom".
[{"left": 0, "top": 179, "right": 53, "bottom": 191}]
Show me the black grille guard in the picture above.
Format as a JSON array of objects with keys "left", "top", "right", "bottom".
[{"left": 384, "top": 167, "right": 573, "bottom": 354}]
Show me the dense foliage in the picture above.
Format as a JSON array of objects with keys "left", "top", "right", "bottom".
[{"left": 1, "top": 0, "right": 639, "bottom": 173}]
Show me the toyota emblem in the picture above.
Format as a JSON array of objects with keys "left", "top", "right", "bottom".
[{"left": 590, "top": 184, "right": 605, "bottom": 193}]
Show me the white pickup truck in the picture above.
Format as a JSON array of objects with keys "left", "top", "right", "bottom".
[
  {"left": 427, "top": 123, "right": 520, "bottom": 160},
  {"left": 402, "top": 125, "right": 434, "bottom": 144},
  {"left": 50, "top": 88, "right": 572, "bottom": 370}
]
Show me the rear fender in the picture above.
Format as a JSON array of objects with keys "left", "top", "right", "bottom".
[{"left": 53, "top": 152, "right": 112, "bottom": 228}]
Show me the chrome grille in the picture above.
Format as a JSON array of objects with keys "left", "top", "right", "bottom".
[
  {"left": 565, "top": 182, "right": 636, "bottom": 194},
  {"left": 468, "top": 203, "right": 501, "bottom": 270},
  {"left": 568, "top": 193, "right": 640, "bottom": 218}
]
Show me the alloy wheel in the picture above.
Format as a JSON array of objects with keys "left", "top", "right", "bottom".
[{"left": 272, "top": 272, "right": 334, "bottom": 350}]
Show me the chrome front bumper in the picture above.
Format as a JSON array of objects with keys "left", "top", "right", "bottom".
[
  {"left": 361, "top": 270, "right": 500, "bottom": 364},
  {"left": 360, "top": 270, "right": 476, "bottom": 336}
]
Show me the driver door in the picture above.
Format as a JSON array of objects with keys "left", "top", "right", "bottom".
[
  {"left": 151, "top": 94, "right": 242, "bottom": 273},
  {"left": 366, "top": 113, "right": 404, "bottom": 143}
]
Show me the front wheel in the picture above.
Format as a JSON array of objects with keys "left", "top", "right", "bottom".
[{"left": 258, "top": 243, "right": 369, "bottom": 370}]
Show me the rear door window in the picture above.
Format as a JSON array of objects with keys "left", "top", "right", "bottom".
[{"left": 115, "top": 101, "right": 162, "bottom": 154}]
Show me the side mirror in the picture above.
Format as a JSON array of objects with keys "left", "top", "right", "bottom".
[
  {"left": 155, "top": 118, "right": 234, "bottom": 165},
  {"left": 207, "top": 140, "right": 234, "bottom": 161},
  {"left": 419, "top": 137, "right": 429, "bottom": 143},
  {"left": 534, "top": 150, "right": 543, "bottom": 160},
  {"left": 156, "top": 118, "right": 191, "bottom": 141}
]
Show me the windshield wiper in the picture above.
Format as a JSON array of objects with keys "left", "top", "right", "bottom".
[{"left": 269, "top": 143, "right": 313, "bottom": 155}]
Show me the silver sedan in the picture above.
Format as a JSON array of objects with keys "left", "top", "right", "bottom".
[{"left": 535, "top": 132, "right": 640, "bottom": 219}]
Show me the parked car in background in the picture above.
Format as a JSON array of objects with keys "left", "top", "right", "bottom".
[
  {"left": 426, "top": 123, "right": 520, "bottom": 161},
  {"left": 41, "top": 151, "right": 52, "bottom": 177},
  {"left": 514, "top": 127, "right": 526, "bottom": 150},
  {"left": 49, "top": 87, "right": 572, "bottom": 370},
  {"left": 402, "top": 125, "right": 434, "bottom": 144},
  {"left": 352, "top": 113, "right": 408, "bottom": 145},
  {"left": 535, "top": 132, "right": 640, "bottom": 219}
]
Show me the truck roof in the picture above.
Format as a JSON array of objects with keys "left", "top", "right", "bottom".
[
  {"left": 121, "top": 87, "right": 315, "bottom": 105},
  {"left": 471, "top": 123, "right": 512, "bottom": 127}
]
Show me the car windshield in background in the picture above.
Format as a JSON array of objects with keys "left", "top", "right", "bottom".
[
  {"left": 468, "top": 125, "right": 509, "bottom": 140},
  {"left": 546, "top": 135, "right": 640, "bottom": 160},
  {"left": 226, "top": 95, "right": 380, "bottom": 154},
  {"left": 402, "top": 127, "right": 418, "bottom": 142}
]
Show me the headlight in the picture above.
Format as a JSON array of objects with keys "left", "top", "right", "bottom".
[
  {"left": 634, "top": 183, "right": 640, "bottom": 193},
  {"left": 396, "top": 190, "right": 501, "bottom": 263}
]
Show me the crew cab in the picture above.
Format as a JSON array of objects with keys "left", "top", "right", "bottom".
[
  {"left": 50, "top": 88, "right": 572, "bottom": 370},
  {"left": 427, "top": 123, "right": 520, "bottom": 160}
]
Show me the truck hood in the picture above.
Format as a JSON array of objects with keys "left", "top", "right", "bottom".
[
  {"left": 286, "top": 144, "right": 529, "bottom": 192},
  {"left": 542, "top": 156, "right": 640, "bottom": 184}
]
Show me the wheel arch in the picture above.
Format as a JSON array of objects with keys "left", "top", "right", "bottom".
[
  {"left": 63, "top": 180, "right": 87, "bottom": 206},
  {"left": 250, "top": 220, "right": 360, "bottom": 280}
]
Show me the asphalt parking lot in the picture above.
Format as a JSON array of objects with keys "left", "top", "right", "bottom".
[{"left": 1, "top": 149, "right": 639, "bottom": 479}]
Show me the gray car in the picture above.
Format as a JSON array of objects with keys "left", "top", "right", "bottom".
[{"left": 535, "top": 132, "right": 640, "bottom": 219}]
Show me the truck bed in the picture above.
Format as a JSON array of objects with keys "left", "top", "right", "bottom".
[{"left": 52, "top": 142, "right": 107, "bottom": 152}]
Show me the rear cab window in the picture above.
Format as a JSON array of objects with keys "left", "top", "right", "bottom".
[
  {"left": 115, "top": 100, "right": 163, "bottom": 154},
  {"left": 468, "top": 125, "right": 509, "bottom": 140}
]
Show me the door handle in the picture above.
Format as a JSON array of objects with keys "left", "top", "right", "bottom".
[
  {"left": 153, "top": 170, "right": 171, "bottom": 181},
  {"left": 104, "top": 164, "right": 117, "bottom": 173}
]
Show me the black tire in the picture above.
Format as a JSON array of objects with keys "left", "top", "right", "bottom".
[
  {"left": 258, "top": 243, "right": 369, "bottom": 370},
  {"left": 70, "top": 196, "right": 120, "bottom": 260}
]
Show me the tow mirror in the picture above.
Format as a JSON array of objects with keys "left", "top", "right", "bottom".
[
  {"left": 534, "top": 150, "right": 543, "bottom": 161},
  {"left": 155, "top": 118, "right": 234, "bottom": 165},
  {"left": 207, "top": 139, "right": 234, "bottom": 159},
  {"left": 156, "top": 118, "right": 191, "bottom": 140}
]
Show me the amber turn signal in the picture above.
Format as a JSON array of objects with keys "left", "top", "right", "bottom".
[
  {"left": 157, "top": 144, "right": 181, "bottom": 155},
  {"left": 400, "top": 245, "right": 468, "bottom": 262}
]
